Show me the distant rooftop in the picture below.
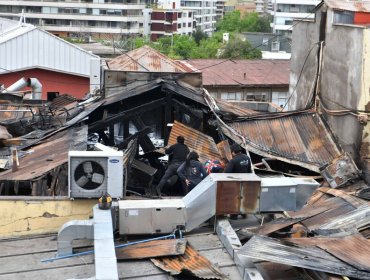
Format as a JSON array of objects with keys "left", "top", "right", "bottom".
[
  {"left": 185, "top": 59, "right": 290, "bottom": 87},
  {"left": 107, "top": 45, "right": 195, "bottom": 73}
]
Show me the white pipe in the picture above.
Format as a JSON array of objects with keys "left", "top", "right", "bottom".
[
  {"left": 5, "top": 77, "right": 43, "bottom": 99},
  {"left": 27, "top": 78, "right": 42, "bottom": 99},
  {"left": 6, "top": 77, "right": 28, "bottom": 92}
]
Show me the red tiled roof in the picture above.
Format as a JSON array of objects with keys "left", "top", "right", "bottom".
[{"left": 185, "top": 59, "right": 290, "bottom": 87}]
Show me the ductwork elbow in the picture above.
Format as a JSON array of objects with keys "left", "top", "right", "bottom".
[
  {"left": 27, "top": 78, "right": 42, "bottom": 99},
  {"left": 6, "top": 77, "right": 28, "bottom": 92}
]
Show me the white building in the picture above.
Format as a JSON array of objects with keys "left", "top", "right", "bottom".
[
  {"left": 271, "top": 0, "right": 320, "bottom": 37},
  {"left": 0, "top": 0, "right": 146, "bottom": 39},
  {"left": 255, "top": 0, "right": 273, "bottom": 15},
  {"left": 179, "top": 0, "right": 217, "bottom": 35}
]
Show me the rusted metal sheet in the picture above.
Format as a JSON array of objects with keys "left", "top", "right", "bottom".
[
  {"left": 224, "top": 112, "right": 342, "bottom": 172},
  {"left": 215, "top": 177, "right": 260, "bottom": 215},
  {"left": 215, "top": 98, "right": 257, "bottom": 117},
  {"left": 108, "top": 45, "right": 194, "bottom": 73},
  {"left": 240, "top": 235, "right": 370, "bottom": 279},
  {"left": 0, "top": 126, "right": 87, "bottom": 181},
  {"left": 151, "top": 243, "right": 228, "bottom": 279},
  {"left": 317, "top": 234, "right": 370, "bottom": 271},
  {"left": 49, "top": 94, "right": 77, "bottom": 109},
  {"left": 168, "top": 120, "right": 221, "bottom": 164},
  {"left": 186, "top": 59, "right": 290, "bottom": 87},
  {"left": 320, "top": 153, "right": 361, "bottom": 188},
  {"left": 116, "top": 239, "right": 186, "bottom": 260},
  {"left": 216, "top": 140, "right": 232, "bottom": 161},
  {"left": 318, "top": 186, "right": 365, "bottom": 208},
  {"left": 0, "top": 104, "right": 33, "bottom": 123},
  {"left": 326, "top": 0, "right": 370, "bottom": 12}
]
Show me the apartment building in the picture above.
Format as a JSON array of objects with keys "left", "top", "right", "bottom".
[
  {"left": 255, "top": 0, "right": 273, "bottom": 15},
  {"left": 180, "top": 0, "right": 217, "bottom": 35},
  {"left": 271, "top": 0, "right": 320, "bottom": 37},
  {"left": 143, "top": 7, "right": 195, "bottom": 41},
  {"left": 0, "top": 0, "right": 146, "bottom": 39}
]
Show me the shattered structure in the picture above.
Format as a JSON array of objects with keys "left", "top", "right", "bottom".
[{"left": 0, "top": 36, "right": 369, "bottom": 278}]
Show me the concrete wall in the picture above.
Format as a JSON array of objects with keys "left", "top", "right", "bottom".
[
  {"left": 288, "top": 16, "right": 320, "bottom": 110},
  {"left": 289, "top": 5, "right": 370, "bottom": 181},
  {"left": 0, "top": 198, "right": 95, "bottom": 238}
]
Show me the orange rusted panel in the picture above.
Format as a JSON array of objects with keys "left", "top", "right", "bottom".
[
  {"left": 216, "top": 181, "right": 241, "bottom": 215},
  {"left": 151, "top": 243, "right": 227, "bottom": 279},
  {"left": 240, "top": 180, "right": 261, "bottom": 213}
]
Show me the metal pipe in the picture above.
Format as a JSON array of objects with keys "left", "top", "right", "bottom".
[
  {"left": 27, "top": 78, "right": 42, "bottom": 99},
  {"left": 6, "top": 77, "right": 28, "bottom": 92},
  {"left": 41, "top": 232, "right": 176, "bottom": 263}
]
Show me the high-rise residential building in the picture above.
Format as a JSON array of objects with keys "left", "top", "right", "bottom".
[
  {"left": 143, "top": 7, "right": 195, "bottom": 41},
  {"left": 179, "top": 0, "right": 217, "bottom": 35},
  {"left": 215, "top": 0, "right": 226, "bottom": 21},
  {"left": 271, "top": 0, "right": 320, "bottom": 37},
  {"left": 255, "top": 0, "right": 273, "bottom": 15},
  {"left": 0, "top": 0, "right": 146, "bottom": 39}
]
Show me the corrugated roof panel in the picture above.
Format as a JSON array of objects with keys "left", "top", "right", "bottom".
[
  {"left": 167, "top": 121, "right": 221, "bottom": 164},
  {"left": 225, "top": 112, "right": 341, "bottom": 171},
  {"left": 0, "top": 25, "right": 98, "bottom": 77},
  {"left": 108, "top": 46, "right": 194, "bottom": 73},
  {"left": 239, "top": 235, "right": 370, "bottom": 279},
  {"left": 186, "top": 59, "right": 290, "bottom": 87},
  {"left": 151, "top": 243, "right": 227, "bottom": 279}
]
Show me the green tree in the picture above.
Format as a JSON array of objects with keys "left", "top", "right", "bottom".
[
  {"left": 216, "top": 10, "right": 242, "bottom": 32},
  {"left": 172, "top": 35, "right": 197, "bottom": 59},
  {"left": 220, "top": 37, "right": 262, "bottom": 59},
  {"left": 216, "top": 11, "right": 271, "bottom": 33},
  {"left": 192, "top": 28, "right": 208, "bottom": 45},
  {"left": 190, "top": 38, "right": 221, "bottom": 58}
]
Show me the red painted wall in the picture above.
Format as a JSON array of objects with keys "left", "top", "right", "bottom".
[
  {"left": 354, "top": 12, "right": 370, "bottom": 25},
  {"left": 0, "top": 68, "right": 90, "bottom": 100}
]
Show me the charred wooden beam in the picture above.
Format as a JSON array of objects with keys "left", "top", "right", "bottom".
[{"left": 88, "top": 98, "right": 166, "bottom": 133}]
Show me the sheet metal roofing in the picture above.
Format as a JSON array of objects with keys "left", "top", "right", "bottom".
[
  {"left": 108, "top": 45, "right": 195, "bottom": 73},
  {"left": 223, "top": 111, "right": 341, "bottom": 172},
  {"left": 185, "top": 59, "right": 290, "bottom": 87},
  {"left": 168, "top": 121, "right": 222, "bottom": 164},
  {"left": 325, "top": 0, "right": 370, "bottom": 12},
  {"left": 0, "top": 22, "right": 99, "bottom": 77}
]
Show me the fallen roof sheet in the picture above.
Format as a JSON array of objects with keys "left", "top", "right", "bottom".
[
  {"left": 108, "top": 45, "right": 194, "bottom": 73},
  {"left": 151, "top": 243, "right": 228, "bottom": 279},
  {"left": 282, "top": 234, "right": 370, "bottom": 272},
  {"left": 325, "top": 0, "right": 370, "bottom": 13},
  {"left": 185, "top": 59, "right": 290, "bottom": 87},
  {"left": 239, "top": 235, "right": 370, "bottom": 279},
  {"left": 168, "top": 120, "right": 223, "bottom": 164},
  {"left": 223, "top": 111, "right": 342, "bottom": 172},
  {"left": 0, "top": 125, "right": 87, "bottom": 181}
]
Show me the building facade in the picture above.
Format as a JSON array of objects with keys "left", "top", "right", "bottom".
[
  {"left": 0, "top": 0, "right": 146, "bottom": 39},
  {"left": 179, "top": 0, "right": 217, "bottom": 35},
  {"left": 186, "top": 59, "right": 290, "bottom": 108},
  {"left": 255, "top": 0, "right": 273, "bottom": 15},
  {"left": 289, "top": 0, "right": 370, "bottom": 182},
  {"left": 0, "top": 18, "right": 100, "bottom": 99},
  {"left": 271, "top": 0, "right": 320, "bottom": 37},
  {"left": 143, "top": 6, "right": 195, "bottom": 41}
]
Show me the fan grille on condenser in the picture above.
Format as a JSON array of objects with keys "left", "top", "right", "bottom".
[{"left": 74, "top": 160, "right": 105, "bottom": 190}]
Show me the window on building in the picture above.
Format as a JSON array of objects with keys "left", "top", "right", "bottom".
[
  {"left": 178, "top": 23, "right": 181, "bottom": 28},
  {"left": 220, "top": 92, "right": 242, "bottom": 101},
  {"left": 246, "top": 93, "right": 267, "bottom": 102},
  {"left": 188, "top": 22, "right": 191, "bottom": 27},
  {"left": 271, "top": 41, "right": 280, "bottom": 52},
  {"left": 333, "top": 10, "right": 354, "bottom": 25}
]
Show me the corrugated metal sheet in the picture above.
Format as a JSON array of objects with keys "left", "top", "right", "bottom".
[
  {"left": 239, "top": 235, "right": 370, "bottom": 279},
  {"left": 186, "top": 59, "right": 290, "bottom": 87},
  {"left": 325, "top": 0, "right": 370, "bottom": 12},
  {"left": 224, "top": 112, "right": 341, "bottom": 172},
  {"left": 0, "top": 24, "right": 98, "bottom": 76},
  {"left": 168, "top": 120, "right": 221, "bottom": 164},
  {"left": 151, "top": 243, "right": 227, "bottom": 279},
  {"left": 215, "top": 98, "right": 257, "bottom": 116},
  {"left": 0, "top": 126, "right": 87, "bottom": 181},
  {"left": 108, "top": 46, "right": 194, "bottom": 73},
  {"left": 49, "top": 94, "right": 78, "bottom": 109},
  {"left": 0, "top": 104, "right": 33, "bottom": 124}
]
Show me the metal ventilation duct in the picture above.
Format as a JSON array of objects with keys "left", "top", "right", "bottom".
[{"left": 5, "top": 77, "right": 42, "bottom": 99}]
